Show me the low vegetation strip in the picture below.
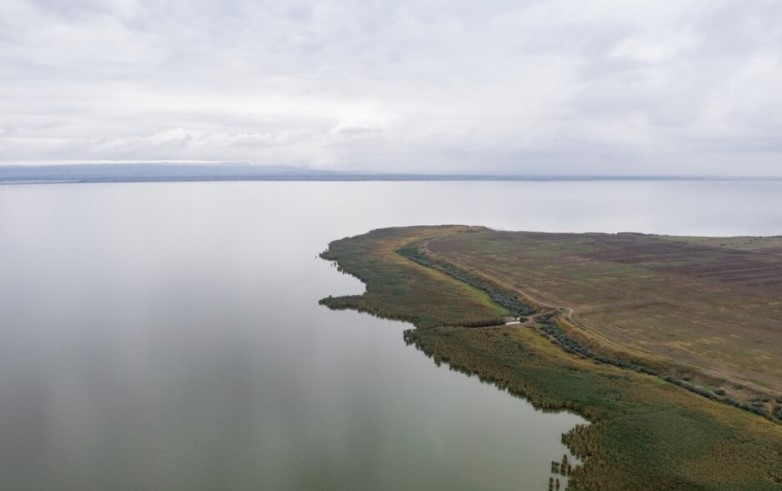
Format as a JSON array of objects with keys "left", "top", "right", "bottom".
[
  {"left": 537, "top": 313, "right": 782, "bottom": 420},
  {"left": 536, "top": 313, "right": 659, "bottom": 377},
  {"left": 396, "top": 241, "right": 536, "bottom": 318},
  {"left": 320, "top": 225, "right": 782, "bottom": 490}
]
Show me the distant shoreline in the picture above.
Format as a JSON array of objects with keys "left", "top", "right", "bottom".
[
  {"left": 2, "top": 163, "right": 782, "bottom": 185},
  {"left": 3, "top": 173, "right": 782, "bottom": 185}
]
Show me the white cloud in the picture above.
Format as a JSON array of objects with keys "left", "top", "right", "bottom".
[{"left": 1, "top": 0, "right": 781, "bottom": 175}]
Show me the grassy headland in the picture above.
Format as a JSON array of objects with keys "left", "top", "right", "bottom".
[{"left": 320, "top": 226, "right": 782, "bottom": 490}]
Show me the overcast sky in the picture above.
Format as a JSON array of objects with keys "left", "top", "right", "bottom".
[{"left": 1, "top": 0, "right": 781, "bottom": 175}]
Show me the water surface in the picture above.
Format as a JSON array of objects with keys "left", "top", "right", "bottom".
[{"left": 1, "top": 180, "right": 780, "bottom": 490}]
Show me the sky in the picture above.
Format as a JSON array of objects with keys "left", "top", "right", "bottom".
[{"left": 1, "top": 0, "right": 781, "bottom": 175}]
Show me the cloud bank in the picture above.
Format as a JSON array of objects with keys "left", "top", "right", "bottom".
[{"left": 2, "top": 0, "right": 781, "bottom": 175}]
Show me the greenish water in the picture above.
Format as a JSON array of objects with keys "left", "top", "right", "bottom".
[{"left": 1, "top": 180, "right": 780, "bottom": 490}]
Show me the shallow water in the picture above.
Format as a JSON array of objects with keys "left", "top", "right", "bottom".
[{"left": 1, "top": 180, "right": 780, "bottom": 490}]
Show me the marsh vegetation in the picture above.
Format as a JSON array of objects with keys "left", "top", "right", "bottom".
[{"left": 320, "top": 225, "right": 782, "bottom": 490}]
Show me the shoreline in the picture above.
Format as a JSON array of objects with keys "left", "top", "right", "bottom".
[{"left": 319, "top": 225, "right": 782, "bottom": 490}]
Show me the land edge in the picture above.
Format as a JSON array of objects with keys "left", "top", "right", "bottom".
[
  {"left": 317, "top": 225, "right": 782, "bottom": 490},
  {"left": 319, "top": 226, "right": 592, "bottom": 488}
]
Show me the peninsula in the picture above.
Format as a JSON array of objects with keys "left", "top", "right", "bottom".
[{"left": 320, "top": 225, "right": 782, "bottom": 490}]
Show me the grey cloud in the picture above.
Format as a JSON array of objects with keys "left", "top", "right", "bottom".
[{"left": 1, "top": 0, "right": 781, "bottom": 175}]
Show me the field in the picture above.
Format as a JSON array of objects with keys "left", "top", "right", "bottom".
[
  {"left": 320, "top": 226, "right": 782, "bottom": 490},
  {"left": 425, "top": 230, "right": 782, "bottom": 407}
]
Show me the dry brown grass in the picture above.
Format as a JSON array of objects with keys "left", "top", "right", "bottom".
[{"left": 427, "top": 230, "right": 782, "bottom": 402}]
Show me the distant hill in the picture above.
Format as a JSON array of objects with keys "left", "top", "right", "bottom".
[{"left": 0, "top": 163, "right": 345, "bottom": 183}]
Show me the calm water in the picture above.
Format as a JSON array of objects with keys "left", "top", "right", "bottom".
[{"left": 1, "top": 180, "right": 781, "bottom": 491}]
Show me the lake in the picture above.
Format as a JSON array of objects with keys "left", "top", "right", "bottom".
[{"left": 1, "top": 180, "right": 780, "bottom": 490}]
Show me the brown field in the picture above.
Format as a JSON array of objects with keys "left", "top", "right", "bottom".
[{"left": 425, "top": 230, "right": 782, "bottom": 400}]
